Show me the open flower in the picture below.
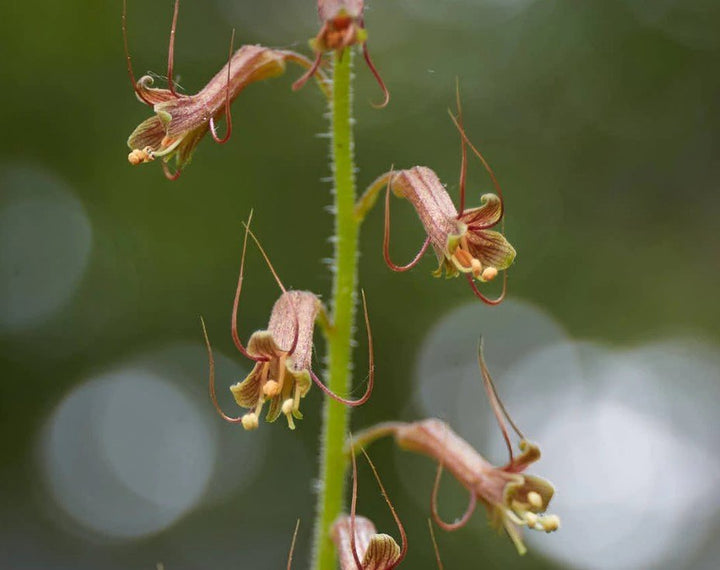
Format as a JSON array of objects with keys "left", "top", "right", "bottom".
[
  {"left": 293, "top": 0, "right": 389, "bottom": 107},
  {"left": 350, "top": 343, "right": 559, "bottom": 555},
  {"left": 357, "top": 93, "right": 515, "bottom": 304},
  {"left": 123, "top": 0, "right": 327, "bottom": 179},
  {"left": 228, "top": 289, "right": 319, "bottom": 430},
  {"left": 201, "top": 217, "right": 374, "bottom": 430},
  {"left": 332, "top": 443, "right": 407, "bottom": 569}
]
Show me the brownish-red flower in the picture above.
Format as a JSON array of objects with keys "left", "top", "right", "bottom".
[
  {"left": 201, "top": 218, "right": 374, "bottom": 430},
  {"left": 350, "top": 343, "right": 558, "bottom": 554},
  {"left": 123, "top": 0, "right": 327, "bottom": 179},
  {"left": 358, "top": 95, "right": 515, "bottom": 304}
]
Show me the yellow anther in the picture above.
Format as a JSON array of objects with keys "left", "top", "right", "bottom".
[
  {"left": 263, "top": 380, "right": 280, "bottom": 397},
  {"left": 127, "top": 147, "right": 154, "bottom": 165},
  {"left": 281, "top": 398, "right": 294, "bottom": 416},
  {"left": 541, "top": 515, "right": 560, "bottom": 532},
  {"left": 241, "top": 412, "right": 259, "bottom": 431},
  {"left": 524, "top": 512, "right": 539, "bottom": 527},
  {"left": 482, "top": 266, "right": 498, "bottom": 281},
  {"left": 527, "top": 491, "right": 543, "bottom": 509},
  {"left": 470, "top": 257, "right": 483, "bottom": 277}
]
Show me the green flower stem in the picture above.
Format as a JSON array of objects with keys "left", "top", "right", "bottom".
[{"left": 312, "top": 50, "right": 358, "bottom": 570}]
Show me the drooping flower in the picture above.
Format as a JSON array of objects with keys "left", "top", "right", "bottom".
[
  {"left": 123, "top": 0, "right": 328, "bottom": 179},
  {"left": 293, "top": 0, "right": 389, "bottom": 107},
  {"left": 201, "top": 217, "right": 374, "bottom": 430},
  {"left": 331, "top": 443, "right": 407, "bottom": 569},
  {"left": 350, "top": 343, "right": 559, "bottom": 555},
  {"left": 357, "top": 92, "right": 516, "bottom": 304}
]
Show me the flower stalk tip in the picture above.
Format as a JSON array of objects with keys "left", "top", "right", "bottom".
[{"left": 293, "top": 0, "right": 389, "bottom": 107}]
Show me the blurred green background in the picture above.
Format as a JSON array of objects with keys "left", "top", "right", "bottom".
[{"left": 1, "top": 0, "right": 719, "bottom": 569}]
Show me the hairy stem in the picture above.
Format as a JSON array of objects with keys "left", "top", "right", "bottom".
[{"left": 312, "top": 50, "right": 358, "bottom": 570}]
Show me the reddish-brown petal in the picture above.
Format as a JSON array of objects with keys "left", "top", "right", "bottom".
[
  {"left": 332, "top": 515, "right": 377, "bottom": 570},
  {"left": 389, "top": 167, "right": 460, "bottom": 265},
  {"left": 319, "top": 0, "right": 364, "bottom": 21},
  {"left": 464, "top": 229, "right": 516, "bottom": 270},
  {"left": 458, "top": 193, "right": 503, "bottom": 229},
  {"left": 267, "top": 291, "right": 320, "bottom": 372},
  {"left": 127, "top": 115, "right": 166, "bottom": 152},
  {"left": 135, "top": 76, "right": 177, "bottom": 105}
]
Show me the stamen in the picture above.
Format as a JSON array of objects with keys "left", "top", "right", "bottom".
[
  {"left": 282, "top": 398, "right": 296, "bottom": 430},
  {"left": 482, "top": 266, "right": 498, "bottom": 281},
  {"left": 452, "top": 247, "right": 473, "bottom": 269},
  {"left": 540, "top": 515, "right": 560, "bottom": 532},
  {"left": 263, "top": 380, "right": 280, "bottom": 398},
  {"left": 292, "top": 383, "right": 302, "bottom": 412},
  {"left": 151, "top": 136, "right": 184, "bottom": 158},
  {"left": 524, "top": 512, "right": 539, "bottom": 527},
  {"left": 470, "top": 257, "right": 482, "bottom": 277},
  {"left": 241, "top": 412, "right": 259, "bottom": 431},
  {"left": 128, "top": 147, "right": 154, "bottom": 165},
  {"left": 275, "top": 354, "right": 288, "bottom": 394},
  {"left": 527, "top": 491, "right": 543, "bottom": 509}
]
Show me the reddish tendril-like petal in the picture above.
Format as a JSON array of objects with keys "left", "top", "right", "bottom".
[
  {"left": 210, "top": 29, "right": 235, "bottom": 144},
  {"left": 362, "top": 41, "right": 390, "bottom": 109},
  {"left": 448, "top": 111, "right": 505, "bottom": 226},
  {"left": 455, "top": 80, "right": 468, "bottom": 215},
  {"left": 200, "top": 316, "right": 243, "bottom": 424},
  {"left": 478, "top": 338, "right": 526, "bottom": 463},
  {"left": 231, "top": 212, "right": 268, "bottom": 362},
  {"left": 292, "top": 51, "right": 323, "bottom": 92},
  {"left": 362, "top": 448, "right": 408, "bottom": 568},
  {"left": 243, "top": 224, "right": 300, "bottom": 356},
  {"left": 308, "top": 290, "right": 374, "bottom": 406},
  {"left": 167, "top": 0, "right": 180, "bottom": 97},
  {"left": 161, "top": 161, "right": 182, "bottom": 181},
  {"left": 427, "top": 519, "right": 445, "bottom": 570},
  {"left": 287, "top": 519, "right": 300, "bottom": 570},
  {"left": 430, "top": 463, "right": 478, "bottom": 532},
  {"left": 383, "top": 172, "right": 432, "bottom": 271},
  {"left": 349, "top": 434, "right": 363, "bottom": 570},
  {"left": 121, "top": 0, "right": 152, "bottom": 106},
  {"left": 465, "top": 270, "right": 507, "bottom": 306}
]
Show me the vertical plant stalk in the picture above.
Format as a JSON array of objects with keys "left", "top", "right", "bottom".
[{"left": 312, "top": 50, "right": 358, "bottom": 570}]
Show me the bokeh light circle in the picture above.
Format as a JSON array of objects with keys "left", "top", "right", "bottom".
[
  {"left": 41, "top": 366, "right": 216, "bottom": 539},
  {"left": 0, "top": 164, "right": 92, "bottom": 332}
]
